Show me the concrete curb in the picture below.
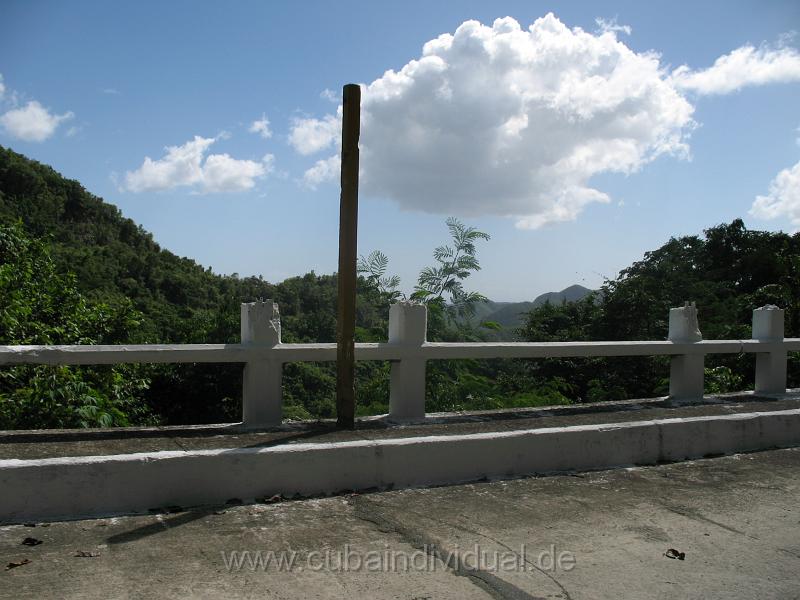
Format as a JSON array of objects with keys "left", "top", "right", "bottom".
[{"left": 2, "top": 409, "right": 799, "bottom": 522}]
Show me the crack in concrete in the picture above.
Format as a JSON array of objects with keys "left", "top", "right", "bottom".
[
  {"left": 400, "top": 504, "right": 573, "bottom": 600},
  {"left": 348, "top": 495, "right": 560, "bottom": 600},
  {"left": 776, "top": 547, "right": 800, "bottom": 560},
  {"left": 659, "top": 504, "right": 752, "bottom": 538}
]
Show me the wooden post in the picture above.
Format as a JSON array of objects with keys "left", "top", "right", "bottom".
[{"left": 336, "top": 84, "right": 361, "bottom": 428}]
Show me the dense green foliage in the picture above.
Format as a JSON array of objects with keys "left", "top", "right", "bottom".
[
  {"left": 0, "top": 145, "right": 395, "bottom": 426},
  {"left": 1, "top": 144, "right": 798, "bottom": 429},
  {"left": 0, "top": 222, "right": 152, "bottom": 428},
  {"left": 517, "top": 219, "right": 800, "bottom": 399}
]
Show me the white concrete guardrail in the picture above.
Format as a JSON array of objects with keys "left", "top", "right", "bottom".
[
  {"left": 0, "top": 302, "right": 797, "bottom": 427},
  {"left": 2, "top": 409, "right": 800, "bottom": 522}
]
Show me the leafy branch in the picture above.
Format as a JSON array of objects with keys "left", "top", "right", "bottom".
[
  {"left": 412, "top": 217, "right": 490, "bottom": 322},
  {"left": 357, "top": 250, "right": 402, "bottom": 300}
]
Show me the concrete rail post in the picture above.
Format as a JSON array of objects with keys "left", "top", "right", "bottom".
[
  {"left": 668, "top": 302, "right": 704, "bottom": 400},
  {"left": 753, "top": 305, "right": 787, "bottom": 394},
  {"left": 388, "top": 302, "right": 428, "bottom": 421},
  {"left": 241, "top": 300, "right": 283, "bottom": 428}
]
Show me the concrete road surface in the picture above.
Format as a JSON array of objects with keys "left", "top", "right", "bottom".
[{"left": 2, "top": 448, "right": 799, "bottom": 599}]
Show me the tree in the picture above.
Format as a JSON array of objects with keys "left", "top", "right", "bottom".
[
  {"left": 517, "top": 220, "right": 800, "bottom": 402},
  {"left": 412, "top": 217, "right": 490, "bottom": 334},
  {"left": 357, "top": 250, "right": 402, "bottom": 301},
  {"left": 0, "top": 222, "right": 152, "bottom": 428}
]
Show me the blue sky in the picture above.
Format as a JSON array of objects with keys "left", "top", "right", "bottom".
[{"left": 1, "top": 0, "right": 799, "bottom": 301}]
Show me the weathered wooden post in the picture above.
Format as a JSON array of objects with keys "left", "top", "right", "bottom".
[
  {"left": 753, "top": 305, "right": 787, "bottom": 394},
  {"left": 388, "top": 302, "right": 428, "bottom": 421},
  {"left": 336, "top": 83, "right": 361, "bottom": 428},
  {"left": 241, "top": 300, "right": 282, "bottom": 428},
  {"left": 668, "top": 302, "right": 704, "bottom": 401}
]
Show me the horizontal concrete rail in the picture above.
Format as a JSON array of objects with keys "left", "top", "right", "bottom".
[
  {"left": 421, "top": 339, "right": 799, "bottom": 359},
  {"left": 0, "top": 344, "right": 247, "bottom": 365},
  {"left": 1, "top": 338, "right": 797, "bottom": 365}
]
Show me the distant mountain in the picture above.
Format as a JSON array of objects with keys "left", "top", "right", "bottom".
[
  {"left": 475, "top": 301, "right": 535, "bottom": 329},
  {"left": 531, "top": 284, "right": 594, "bottom": 308},
  {"left": 470, "top": 285, "right": 593, "bottom": 340}
]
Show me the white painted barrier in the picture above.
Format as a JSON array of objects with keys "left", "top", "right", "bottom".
[
  {"left": 753, "top": 306, "right": 788, "bottom": 395},
  {"left": 2, "top": 409, "right": 799, "bottom": 522},
  {"left": 241, "top": 301, "right": 283, "bottom": 428},
  {"left": 668, "top": 302, "right": 704, "bottom": 400},
  {"left": 388, "top": 302, "right": 428, "bottom": 420},
  {"left": 0, "top": 303, "right": 797, "bottom": 427}
]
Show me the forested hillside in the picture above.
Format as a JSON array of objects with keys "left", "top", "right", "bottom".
[
  {"left": 1, "top": 144, "right": 283, "bottom": 342},
  {"left": 516, "top": 220, "right": 800, "bottom": 401},
  {"left": 0, "top": 145, "right": 394, "bottom": 426},
  {"left": 1, "top": 145, "right": 798, "bottom": 429},
  {"left": 470, "top": 284, "right": 594, "bottom": 337}
]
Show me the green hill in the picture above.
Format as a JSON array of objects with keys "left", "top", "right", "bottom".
[
  {"left": 0, "top": 145, "right": 392, "bottom": 427},
  {"left": 0, "top": 145, "right": 273, "bottom": 343},
  {"left": 470, "top": 285, "right": 593, "bottom": 339}
]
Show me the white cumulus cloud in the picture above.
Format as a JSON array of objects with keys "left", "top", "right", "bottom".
[
  {"left": 248, "top": 114, "right": 272, "bottom": 139},
  {"left": 595, "top": 17, "right": 631, "bottom": 36},
  {"left": 290, "top": 15, "right": 800, "bottom": 228},
  {"left": 124, "top": 135, "right": 273, "bottom": 193},
  {"left": 750, "top": 159, "right": 800, "bottom": 227},
  {"left": 292, "top": 14, "right": 698, "bottom": 227},
  {"left": 0, "top": 100, "right": 74, "bottom": 142},
  {"left": 302, "top": 155, "right": 341, "bottom": 189},
  {"left": 320, "top": 88, "right": 339, "bottom": 102},
  {"left": 288, "top": 110, "right": 341, "bottom": 156},
  {"left": 672, "top": 43, "right": 800, "bottom": 95}
]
